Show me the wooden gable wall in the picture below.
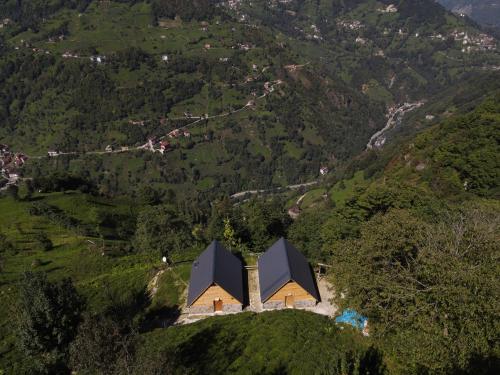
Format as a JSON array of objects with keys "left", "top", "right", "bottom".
[
  {"left": 191, "top": 284, "right": 241, "bottom": 306},
  {"left": 267, "top": 281, "right": 316, "bottom": 302}
]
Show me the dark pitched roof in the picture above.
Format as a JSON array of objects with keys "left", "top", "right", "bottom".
[
  {"left": 187, "top": 240, "right": 244, "bottom": 306},
  {"left": 258, "top": 238, "right": 320, "bottom": 302}
]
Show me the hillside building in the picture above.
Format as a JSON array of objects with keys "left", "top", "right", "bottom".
[
  {"left": 258, "top": 238, "right": 320, "bottom": 310},
  {"left": 187, "top": 240, "right": 244, "bottom": 314}
]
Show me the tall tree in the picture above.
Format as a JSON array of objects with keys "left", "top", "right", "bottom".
[
  {"left": 15, "top": 272, "right": 84, "bottom": 374},
  {"left": 70, "top": 313, "right": 136, "bottom": 375},
  {"left": 134, "top": 205, "right": 194, "bottom": 261},
  {"left": 329, "top": 207, "right": 500, "bottom": 373}
]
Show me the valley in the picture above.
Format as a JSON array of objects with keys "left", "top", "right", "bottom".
[
  {"left": 0, "top": 1, "right": 499, "bottom": 375},
  {"left": 366, "top": 101, "right": 424, "bottom": 149}
]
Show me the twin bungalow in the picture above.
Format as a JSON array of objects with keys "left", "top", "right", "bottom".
[
  {"left": 187, "top": 240, "right": 245, "bottom": 314},
  {"left": 186, "top": 238, "right": 320, "bottom": 314}
]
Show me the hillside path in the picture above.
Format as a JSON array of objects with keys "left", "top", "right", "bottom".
[{"left": 230, "top": 180, "right": 318, "bottom": 199}]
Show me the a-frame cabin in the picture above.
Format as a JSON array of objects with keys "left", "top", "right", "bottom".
[
  {"left": 258, "top": 238, "right": 320, "bottom": 309},
  {"left": 187, "top": 240, "right": 244, "bottom": 314}
]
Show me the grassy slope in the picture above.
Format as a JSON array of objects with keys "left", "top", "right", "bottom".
[
  {"left": 137, "top": 310, "right": 378, "bottom": 375},
  {"left": 1, "top": 0, "right": 497, "bottom": 199},
  {"left": 1, "top": 1, "right": 334, "bottom": 194},
  {"left": 0, "top": 192, "right": 190, "bottom": 370}
]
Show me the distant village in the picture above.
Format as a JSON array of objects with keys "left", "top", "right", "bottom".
[
  {"left": 1, "top": 3, "right": 496, "bottom": 192},
  {"left": 0, "top": 144, "right": 28, "bottom": 189},
  {"left": 3, "top": 0, "right": 497, "bottom": 76},
  {"left": 135, "top": 126, "right": 192, "bottom": 155},
  {"left": 0, "top": 18, "right": 12, "bottom": 28}
]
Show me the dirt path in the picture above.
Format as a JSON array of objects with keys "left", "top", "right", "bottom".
[
  {"left": 230, "top": 180, "right": 318, "bottom": 199},
  {"left": 307, "top": 278, "right": 337, "bottom": 317},
  {"left": 295, "top": 193, "right": 307, "bottom": 206},
  {"left": 147, "top": 268, "right": 166, "bottom": 298},
  {"left": 0, "top": 174, "right": 20, "bottom": 192}
]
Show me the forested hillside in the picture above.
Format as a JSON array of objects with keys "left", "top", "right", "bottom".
[
  {"left": 283, "top": 94, "right": 500, "bottom": 373},
  {"left": 1, "top": 93, "right": 498, "bottom": 374},
  {"left": 0, "top": 0, "right": 498, "bottom": 199},
  {"left": 0, "top": 1, "right": 499, "bottom": 374}
]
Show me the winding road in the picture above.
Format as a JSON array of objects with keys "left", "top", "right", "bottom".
[{"left": 230, "top": 181, "right": 318, "bottom": 199}]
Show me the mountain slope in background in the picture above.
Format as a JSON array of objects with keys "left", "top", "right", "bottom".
[{"left": 0, "top": 0, "right": 498, "bottom": 200}]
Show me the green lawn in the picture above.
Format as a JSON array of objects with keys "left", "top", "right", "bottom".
[
  {"left": 137, "top": 310, "right": 375, "bottom": 374},
  {"left": 149, "top": 263, "right": 190, "bottom": 313},
  {"left": 196, "top": 176, "right": 216, "bottom": 191},
  {"left": 284, "top": 141, "right": 304, "bottom": 159}
]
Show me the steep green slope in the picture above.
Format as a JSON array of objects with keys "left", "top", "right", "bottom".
[
  {"left": 136, "top": 310, "right": 383, "bottom": 374},
  {"left": 0, "top": 2, "right": 498, "bottom": 374},
  {"left": 287, "top": 94, "right": 500, "bottom": 373},
  {"left": 0, "top": 0, "right": 498, "bottom": 199},
  {"left": 0, "top": 190, "right": 193, "bottom": 372},
  {"left": 382, "top": 94, "right": 499, "bottom": 198},
  {"left": 0, "top": 95, "right": 498, "bottom": 374},
  {"left": 231, "top": 0, "right": 499, "bottom": 98}
]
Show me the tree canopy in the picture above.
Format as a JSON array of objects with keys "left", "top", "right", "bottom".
[{"left": 15, "top": 272, "right": 84, "bottom": 374}]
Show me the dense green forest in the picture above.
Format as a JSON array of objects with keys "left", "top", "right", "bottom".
[
  {"left": 0, "top": 0, "right": 499, "bottom": 374},
  {"left": 1, "top": 0, "right": 498, "bottom": 198}
]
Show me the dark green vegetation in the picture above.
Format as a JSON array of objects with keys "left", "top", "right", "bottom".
[
  {"left": 1, "top": 0, "right": 499, "bottom": 199},
  {"left": 293, "top": 95, "right": 500, "bottom": 373},
  {"left": 0, "top": 1, "right": 499, "bottom": 374},
  {"left": 0, "top": 182, "right": 296, "bottom": 373},
  {"left": 14, "top": 272, "right": 83, "bottom": 374},
  {"left": 1, "top": 94, "right": 498, "bottom": 374},
  {"left": 136, "top": 311, "right": 384, "bottom": 375}
]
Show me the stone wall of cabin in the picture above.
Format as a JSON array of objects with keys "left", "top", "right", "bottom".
[
  {"left": 263, "top": 300, "right": 285, "bottom": 310},
  {"left": 189, "top": 284, "right": 242, "bottom": 314},
  {"left": 295, "top": 299, "right": 316, "bottom": 308},
  {"left": 189, "top": 305, "right": 214, "bottom": 314},
  {"left": 262, "top": 281, "right": 317, "bottom": 310},
  {"left": 222, "top": 303, "right": 242, "bottom": 313}
]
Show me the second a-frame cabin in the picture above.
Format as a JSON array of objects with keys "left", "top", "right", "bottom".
[
  {"left": 187, "top": 240, "right": 244, "bottom": 314},
  {"left": 258, "top": 238, "right": 320, "bottom": 309}
]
